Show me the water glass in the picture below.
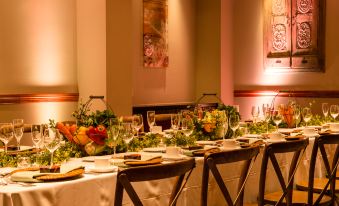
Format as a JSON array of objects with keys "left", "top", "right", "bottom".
[
  {"left": 0, "top": 123, "right": 14, "bottom": 153},
  {"left": 147, "top": 111, "right": 156, "bottom": 132},
  {"left": 302, "top": 107, "right": 312, "bottom": 127},
  {"left": 121, "top": 123, "right": 133, "bottom": 151},
  {"left": 322, "top": 103, "right": 329, "bottom": 120},
  {"left": 181, "top": 117, "right": 194, "bottom": 137},
  {"left": 272, "top": 110, "right": 283, "bottom": 132},
  {"left": 293, "top": 105, "right": 301, "bottom": 128},
  {"left": 229, "top": 115, "right": 240, "bottom": 139},
  {"left": 13, "top": 119, "right": 24, "bottom": 150},
  {"left": 31, "top": 124, "right": 42, "bottom": 149},
  {"left": 43, "top": 128, "right": 61, "bottom": 167},
  {"left": 132, "top": 114, "right": 143, "bottom": 137},
  {"left": 251, "top": 106, "right": 259, "bottom": 123},
  {"left": 171, "top": 113, "right": 181, "bottom": 132},
  {"left": 330, "top": 105, "right": 339, "bottom": 121},
  {"left": 109, "top": 119, "right": 120, "bottom": 159}
]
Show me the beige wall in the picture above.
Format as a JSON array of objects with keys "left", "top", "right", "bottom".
[
  {"left": 0, "top": 0, "right": 77, "bottom": 93},
  {"left": 106, "top": 0, "right": 133, "bottom": 115},
  {"left": 232, "top": 0, "right": 339, "bottom": 119},
  {"left": 132, "top": 0, "right": 196, "bottom": 106},
  {"left": 195, "top": 0, "right": 221, "bottom": 102},
  {"left": 76, "top": 0, "right": 107, "bottom": 110}
]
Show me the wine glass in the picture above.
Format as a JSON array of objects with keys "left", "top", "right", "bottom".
[
  {"left": 0, "top": 123, "right": 14, "bottom": 153},
  {"left": 108, "top": 119, "right": 120, "bottom": 160},
  {"left": 229, "top": 114, "right": 240, "bottom": 139},
  {"left": 171, "top": 113, "right": 181, "bottom": 132},
  {"left": 322, "top": 103, "right": 329, "bottom": 122},
  {"left": 293, "top": 105, "right": 301, "bottom": 128},
  {"left": 220, "top": 111, "right": 228, "bottom": 141},
  {"left": 43, "top": 128, "right": 61, "bottom": 167},
  {"left": 147, "top": 111, "right": 156, "bottom": 132},
  {"left": 31, "top": 124, "right": 42, "bottom": 149},
  {"left": 302, "top": 107, "right": 312, "bottom": 128},
  {"left": 272, "top": 110, "right": 283, "bottom": 132},
  {"left": 262, "top": 104, "right": 271, "bottom": 134},
  {"left": 132, "top": 114, "right": 143, "bottom": 137},
  {"left": 330, "top": 105, "right": 339, "bottom": 121},
  {"left": 181, "top": 117, "right": 194, "bottom": 137},
  {"left": 121, "top": 123, "right": 133, "bottom": 152},
  {"left": 13, "top": 119, "right": 24, "bottom": 150},
  {"left": 251, "top": 106, "right": 259, "bottom": 123}
]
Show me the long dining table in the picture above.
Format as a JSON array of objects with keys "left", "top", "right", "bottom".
[{"left": 0, "top": 136, "right": 331, "bottom": 206}]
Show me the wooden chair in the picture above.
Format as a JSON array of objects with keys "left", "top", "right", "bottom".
[
  {"left": 258, "top": 138, "right": 332, "bottom": 206},
  {"left": 114, "top": 158, "right": 195, "bottom": 206},
  {"left": 201, "top": 145, "right": 260, "bottom": 206},
  {"left": 295, "top": 134, "right": 339, "bottom": 204}
]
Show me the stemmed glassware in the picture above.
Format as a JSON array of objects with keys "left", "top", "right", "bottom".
[
  {"left": 147, "top": 111, "right": 156, "bottom": 132},
  {"left": 132, "top": 114, "right": 143, "bottom": 137},
  {"left": 108, "top": 119, "right": 120, "bottom": 160},
  {"left": 229, "top": 114, "right": 240, "bottom": 139},
  {"left": 322, "top": 103, "right": 329, "bottom": 123},
  {"left": 272, "top": 110, "right": 283, "bottom": 132},
  {"left": 220, "top": 111, "right": 228, "bottom": 141},
  {"left": 0, "top": 123, "right": 14, "bottom": 153},
  {"left": 262, "top": 104, "right": 271, "bottom": 134},
  {"left": 171, "top": 113, "right": 181, "bottom": 132},
  {"left": 31, "top": 124, "right": 42, "bottom": 149},
  {"left": 181, "top": 117, "right": 194, "bottom": 137},
  {"left": 251, "top": 106, "right": 259, "bottom": 123},
  {"left": 43, "top": 128, "right": 61, "bottom": 167},
  {"left": 302, "top": 107, "right": 313, "bottom": 128},
  {"left": 121, "top": 123, "right": 133, "bottom": 152},
  {"left": 13, "top": 119, "right": 24, "bottom": 150},
  {"left": 330, "top": 105, "right": 339, "bottom": 121},
  {"left": 293, "top": 105, "right": 301, "bottom": 128}
]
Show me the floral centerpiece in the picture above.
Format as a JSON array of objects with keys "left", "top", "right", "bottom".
[
  {"left": 56, "top": 97, "right": 118, "bottom": 156},
  {"left": 193, "top": 104, "right": 240, "bottom": 140}
]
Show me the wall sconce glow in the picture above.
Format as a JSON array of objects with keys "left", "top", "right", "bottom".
[{"left": 34, "top": 102, "right": 64, "bottom": 123}]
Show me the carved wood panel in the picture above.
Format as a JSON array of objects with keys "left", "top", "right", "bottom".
[{"left": 264, "top": 0, "right": 325, "bottom": 72}]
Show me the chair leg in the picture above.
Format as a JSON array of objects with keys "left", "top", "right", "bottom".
[
  {"left": 201, "top": 162, "right": 209, "bottom": 206},
  {"left": 114, "top": 180, "right": 124, "bottom": 206}
]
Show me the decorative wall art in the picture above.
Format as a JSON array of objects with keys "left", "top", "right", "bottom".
[
  {"left": 264, "top": 0, "right": 325, "bottom": 72},
  {"left": 143, "top": 0, "right": 168, "bottom": 68}
]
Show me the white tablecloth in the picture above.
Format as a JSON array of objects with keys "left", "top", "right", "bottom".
[{"left": 0, "top": 137, "right": 331, "bottom": 206}]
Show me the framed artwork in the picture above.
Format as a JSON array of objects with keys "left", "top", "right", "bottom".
[{"left": 143, "top": 0, "right": 168, "bottom": 68}]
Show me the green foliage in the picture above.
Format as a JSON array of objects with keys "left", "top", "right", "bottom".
[
  {"left": 128, "top": 133, "right": 162, "bottom": 152},
  {"left": 247, "top": 121, "right": 276, "bottom": 134},
  {"left": 72, "top": 100, "right": 116, "bottom": 128},
  {"left": 164, "top": 132, "right": 196, "bottom": 147}
]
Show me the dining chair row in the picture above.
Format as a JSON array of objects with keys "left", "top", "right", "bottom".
[{"left": 113, "top": 134, "right": 339, "bottom": 206}]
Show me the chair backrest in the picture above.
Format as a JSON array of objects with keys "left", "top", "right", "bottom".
[
  {"left": 307, "top": 134, "right": 339, "bottom": 205},
  {"left": 201, "top": 145, "right": 260, "bottom": 206},
  {"left": 114, "top": 158, "right": 196, "bottom": 206},
  {"left": 258, "top": 138, "right": 309, "bottom": 206}
]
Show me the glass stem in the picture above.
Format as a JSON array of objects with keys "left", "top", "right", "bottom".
[
  {"left": 5, "top": 143, "right": 7, "bottom": 154},
  {"left": 50, "top": 151, "right": 54, "bottom": 167}
]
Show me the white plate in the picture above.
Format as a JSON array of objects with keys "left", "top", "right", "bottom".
[
  {"left": 162, "top": 154, "right": 187, "bottom": 160},
  {"left": 266, "top": 139, "right": 286, "bottom": 143},
  {"left": 196, "top": 140, "right": 216, "bottom": 145},
  {"left": 82, "top": 155, "right": 113, "bottom": 162},
  {"left": 87, "top": 165, "right": 118, "bottom": 173},
  {"left": 242, "top": 134, "right": 262, "bottom": 138},
  {"left": 163, "top": 129, "right": 173, "bottom": 133},
  {"left": 143, "top": 147, "right": 166, "bottom": 153}
]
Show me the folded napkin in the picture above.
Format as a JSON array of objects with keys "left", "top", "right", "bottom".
[
  {"left": 11, "top": 165, "right": 84, "bottom": 183},
  {"left": 124, "top": 156, "right": 162, "bottom": 166},
  {"left": 191, "top": 147, "right": 221, "bottom": 157}
]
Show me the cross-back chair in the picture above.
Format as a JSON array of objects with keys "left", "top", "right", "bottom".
[
  {"left": 201, "top": 145, "right": 260, "bottom": 206},
  {"left": 295, "top": 134, "right": 339, "bottom": 205},
  {"left": 258, "top": 138, "right": 333, "bottom": 206},
  {"left": 114, "top": 158, "right": 195, "bottom": 206}
]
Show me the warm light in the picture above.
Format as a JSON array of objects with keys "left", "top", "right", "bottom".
[{"left": 34, "top": 102, "right": 65, "bottom": 123}]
